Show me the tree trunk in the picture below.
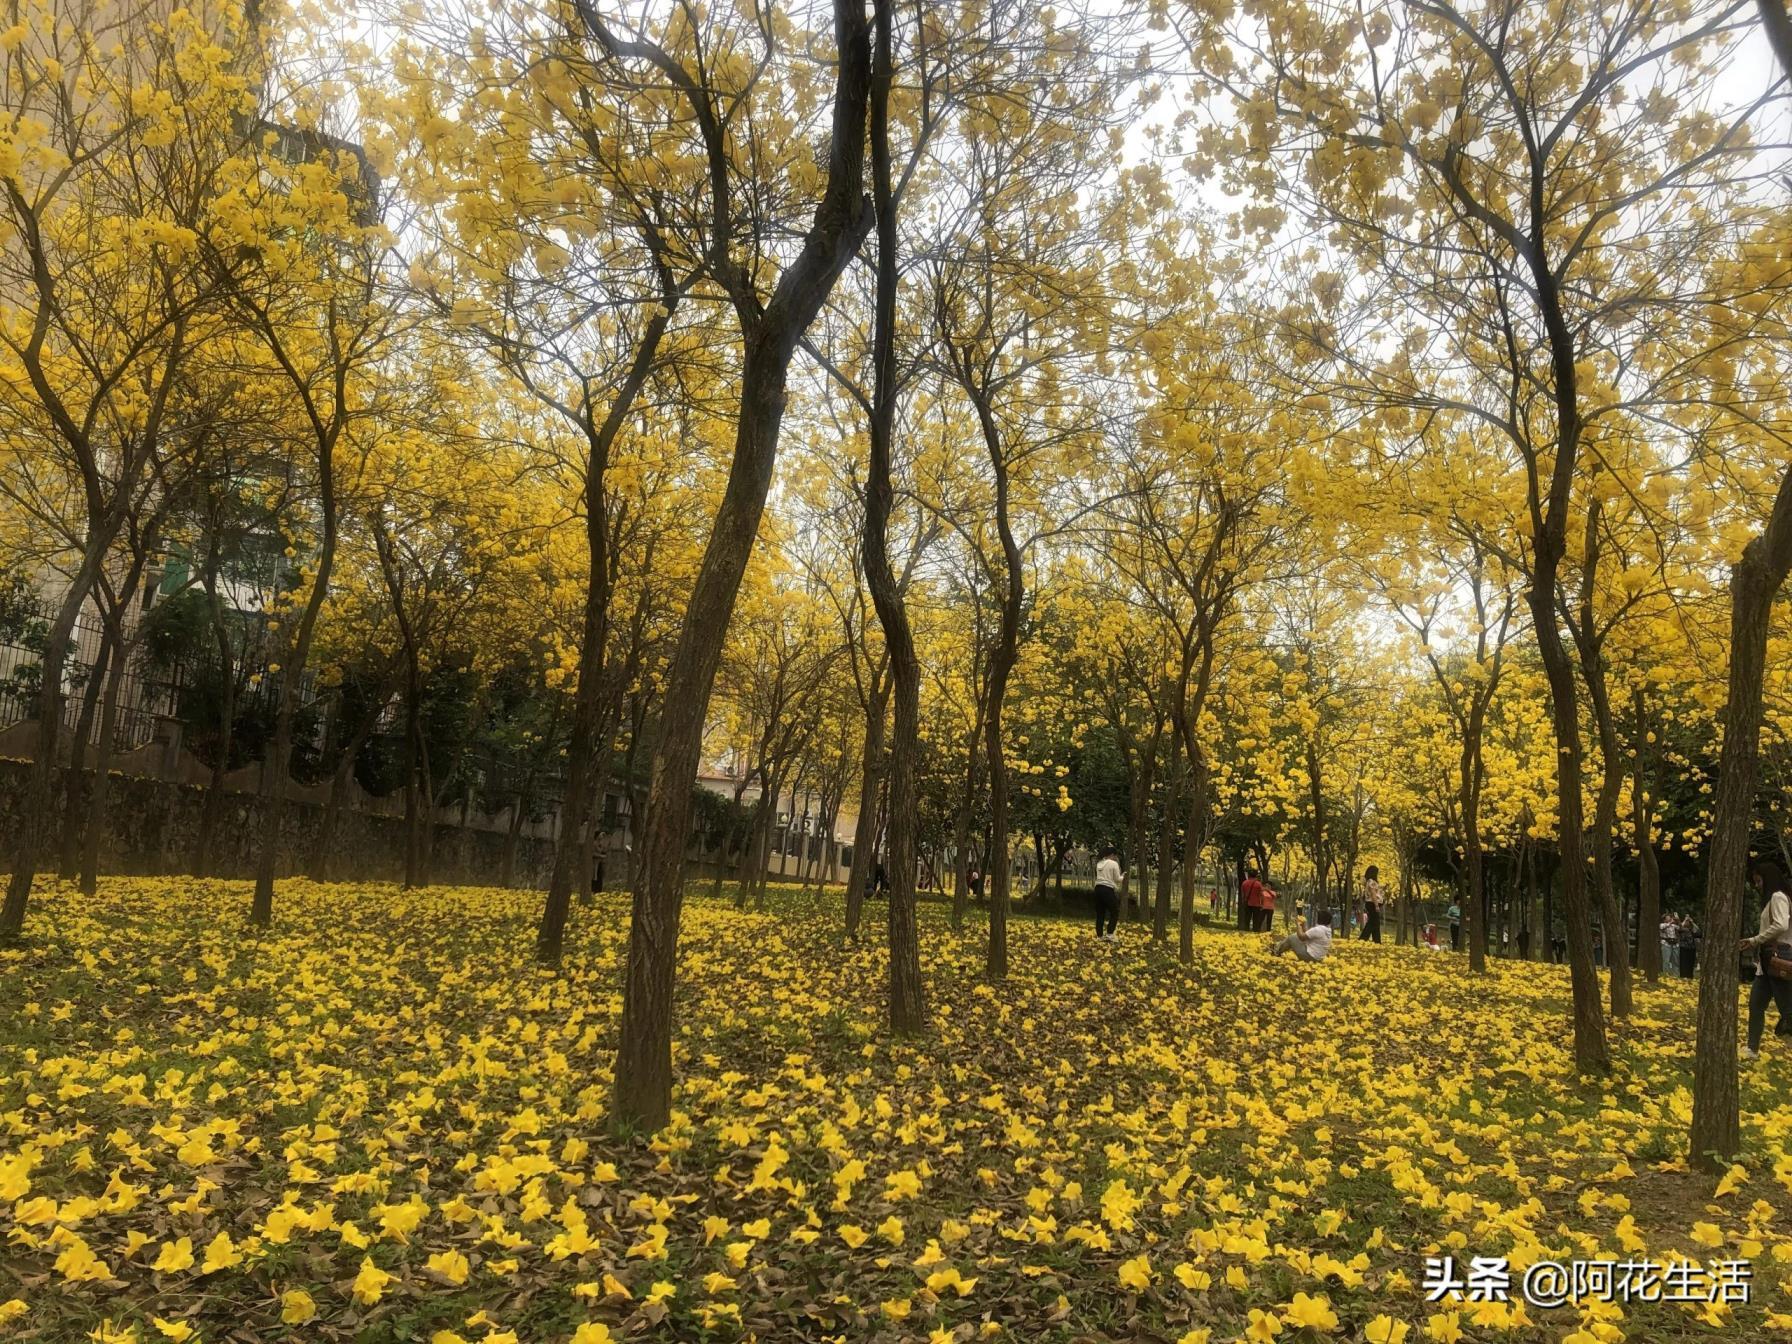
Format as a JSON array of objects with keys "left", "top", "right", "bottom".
[
  {"left": 1154, "top": 753, "right": 1179, "bottom": 941},
  {"left": 501, "top": 780, "right": 532, "bottom": 888},
  {"left": 1527, "top": 582, "right": 1608, "bottom": 1070},
  {"left": 865, "top": 0, "right": 923, "bottom": 1032},
  {"left": 949, "top": 730, "right": 982, "bottom": 930},
  {"left": 3, "top": 539, "right": 110, "bottom": 938},
  {"left": 312, "top": 695, "right": 383, "bottom": 882},
  {"left": 250, "top": 703, "right": 297, "bottom": 927},
  {"left": 1634, "top": 689, "right": 1661, "bottom": 983},
  {"left": 78, "top": 635, "right": 130, "bottom": 896},
  {"left": 400, "top": 675, "right": 424, "bottom": 889},
  {"left": 1691, "top": 466, "right": 1792, "bottom": 1167},
  {"left": 194, "top": 665, "right": 238, "bottom": 880},
  {"left": 611, "top": 0, "right": 874, "bottom": 1129},
  {"left": 1179, "top": 757, "right": 1206, "bottom": 965},
  {"left": 1524, "top": 826, "right": 1541, "bottom": 961},
  {"left": 194, "top": 553, "right": 237, "bottom": 879},
  {"left": 1460, "top": 726, "right": 1489, "bottom": 972},
  {"left": 1306, "top": 739, "right": 1329, "bottom": 919},
  {"left": 1580, "top": 629, "right": 1635, "bottom": 1014},
  {"left": 974, "top": 423, "right": 1022, "bottom": 982},
  {"left": 845, "top": 691, "right": 886, "bottom": 935},
  {"left": 251, "top": 544, "right": 337, "bottom": 926},
  {"left": 1124, "top": 725, "right": 1158, "bottom": 923},
  {"left": 753, "top": 770, "right": 785, "bottom": 911},
  {"left": 59, "top": 626, "right": 114, "bottom": 879}
]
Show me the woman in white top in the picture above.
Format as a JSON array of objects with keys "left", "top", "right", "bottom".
[
  {"left": 1359, "top": 865, "right": 1384, "bottom": 943},
  {"left": 1092, "top": 847, "right": 1124, "bottom": 942},
  {"left": 1272, "top": 908, "right": 1335, "bottom": 962},
  {"left": 1743, "top": 860, "right": 1792, "bottom": 1059}
]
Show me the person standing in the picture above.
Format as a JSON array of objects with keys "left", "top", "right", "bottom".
[
  {"left": 1093, "top": 847, "right": 1123, "bottom": 942},
  {"left": 1360, "top": 865, "right": 1384, "bottom": 943},
  {"left": 1447, "top": 900, "right": 1461, "bottom": 952},
  {"left": 1742, "top": 861, "right": 1792, "bottom": 1060},
  {"left": 1678, "top": 915, "right": 1699, "bottom": 979},
  {"left": 1241, "top": 868, "right": 1266, "bottom": 932},
  {"left": 1660, "top": 912, "right": 1679, "bottom": 976}
]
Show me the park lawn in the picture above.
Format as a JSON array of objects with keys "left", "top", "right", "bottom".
[{"left": 1, "top": 880, "right": 1789, "bottom": 1344}]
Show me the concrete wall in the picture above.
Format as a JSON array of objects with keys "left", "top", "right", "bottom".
[{"left": 0, "top": 755, "right": 557, "bottom": 888}]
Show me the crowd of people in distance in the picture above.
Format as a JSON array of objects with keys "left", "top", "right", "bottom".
[
  {"left": 1658, "top": 910, "right": 1700, "bottom": 980},
  {"left": 1081, "top": 848, "right": 1792, "bottom": 1055}
]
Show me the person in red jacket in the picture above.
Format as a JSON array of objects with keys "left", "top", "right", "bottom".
[{"left": 1241, "top": 868, "right": 1273, "bottom": 932}]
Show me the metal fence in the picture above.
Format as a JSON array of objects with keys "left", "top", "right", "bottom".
[{"left": 0, "top": 609, "right": 186, "bottom": 755}]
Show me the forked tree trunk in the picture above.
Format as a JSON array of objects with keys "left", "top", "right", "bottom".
[
  {"left": 537, "top": 334, "right": 667, "bottom": 962},
  {"left": 611, "top": 0, "right": 874, "bottom": 1130},
  {"left": 1525, "top": 224, "right": 1610, "bottom": 1064},
  {"left": 1528, "top": 585, "right": 1608, "bottom": 1071}
]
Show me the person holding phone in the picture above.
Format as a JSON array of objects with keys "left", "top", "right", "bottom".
[
  {"left": 1742, "top": 860, "right": 1792, "bottom": 1060},
  {"left": 1271, "top": 908, "right": 1334, "bottom": 962}
]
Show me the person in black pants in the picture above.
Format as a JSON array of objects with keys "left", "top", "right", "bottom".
[
  {"left": 1092, "top": 847, "right": 1122, "bottom": 942},
  {"left": 1256, "top": 885, "right": 1279, "bottom": 932},
  {"left": 1359, "top": 865, "right": 1383, "bottom": 943},
  {"left": 1677, "top": 918, "right": 1698, "bottom": 979},
  {"left": 1744, "top": 862, "right": 1792, "bottom": 1058}
]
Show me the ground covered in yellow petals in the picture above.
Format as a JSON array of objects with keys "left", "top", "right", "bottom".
[{"left": 3, "top": 880, "right": 1791, "bottom": 1344}]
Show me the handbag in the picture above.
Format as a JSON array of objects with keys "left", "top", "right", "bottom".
[{"left": 1766, "top": 942, "right": 1792, "bottom": 981}]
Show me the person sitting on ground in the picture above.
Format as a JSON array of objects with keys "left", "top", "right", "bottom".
[
  {"left": 1421, "top": 922, "right": 1441, "bottom": 952},
  {"left": 1092, "top": 846, "right": 1123, "bottom": 942},
  {"left": 1271, "top": 908, "right": 1334, "bottom": 962}
]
